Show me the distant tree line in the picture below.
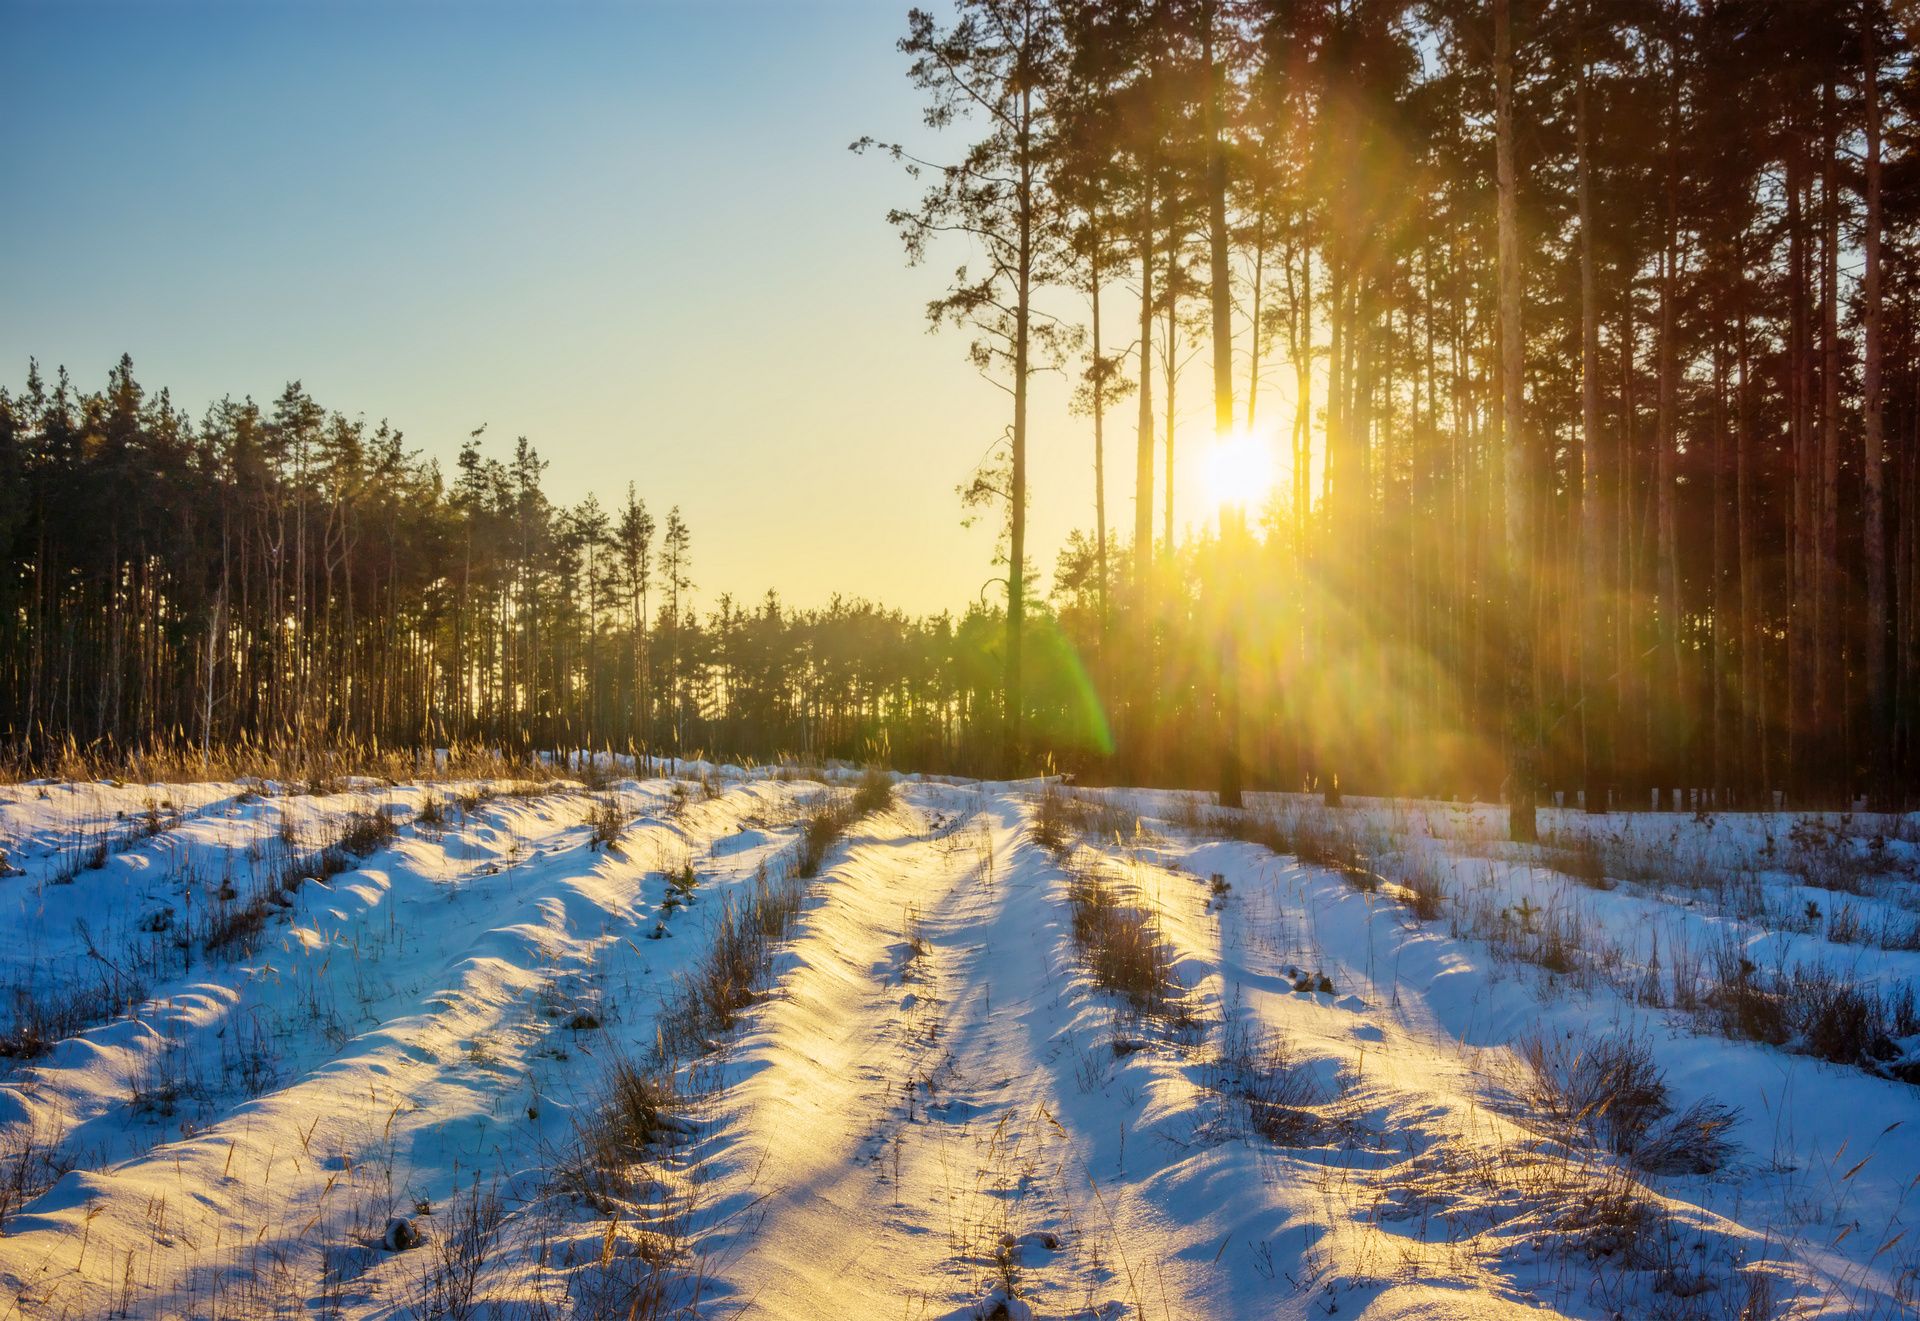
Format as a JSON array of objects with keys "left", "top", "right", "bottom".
[
  {"left": 865, "top": 0, "right": 1920, "bottom": 819},
  {"left": 0, "top": 357, "right": 1128, "bottom": 772}
]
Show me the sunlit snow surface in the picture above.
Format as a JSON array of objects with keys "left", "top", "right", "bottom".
[{"left": 0, "top": 772, "right": 1915, "bottom": 1318}]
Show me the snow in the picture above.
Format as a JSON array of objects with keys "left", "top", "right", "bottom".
[{"left": 0, "top": 774, "right": 1915, "bottom": 1317}]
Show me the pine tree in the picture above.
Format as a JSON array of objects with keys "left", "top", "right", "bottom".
[{"left": 858, "top": 0, "right": 1068, "bottom": 774}]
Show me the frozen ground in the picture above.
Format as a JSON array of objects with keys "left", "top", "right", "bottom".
[{"left": 0, "top": 770, "right": 1915, "bottom": 1318}]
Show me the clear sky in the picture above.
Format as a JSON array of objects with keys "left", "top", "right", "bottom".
[{"left": 3, "top": 0, "right": 1232, "bottom": 616}]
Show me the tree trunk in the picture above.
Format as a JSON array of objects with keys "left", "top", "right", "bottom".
[
  {"left": 1091, "top": 236, "right": 1110, "bottom": 645},
  {"left": 1005, "top": 77, "right": 1032, "bottom": 775},
  {"left": 1864, "top": 18, "right": 1890, "bottom": 800},
  {"left": 1654, "top": 22, "right": 1683, "bottom": 806},
  {"left": 1736, "top": 261, "right": 1763, "bottom": 802},
  {"left": 1788, "top": 139, "right": 1813, "bottom": 802},
  {"left": 1577, "top": 30, "right": 1608, "bottom": 813},
  {"left": 1135, "top": 181, "right": 1156, "bottom": 582},
  {"left": 1163, "top": 223, "right": 1179, "bottom": 557},
  {"left": 1204, "top": 2, "right": 1242, "bottom": 809},
  {"left": 1820, "top": 73, "right": 1842, "bottom": 803},
  {"left": 1496, "top": 0, "right": 1537, "bottom": 841}
]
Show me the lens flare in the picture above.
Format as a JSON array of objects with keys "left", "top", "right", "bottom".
[{"left": 1203, "top": 429, "right": 1276, "bottom": 515}]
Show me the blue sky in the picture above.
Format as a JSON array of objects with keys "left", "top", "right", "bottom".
[{"left": 3, "top": 0, "right": 1224, "bottom": 613}]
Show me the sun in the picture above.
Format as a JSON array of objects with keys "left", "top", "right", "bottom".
[{"left": 1203, "top": 429, "right": 1276, "bottom": 515}]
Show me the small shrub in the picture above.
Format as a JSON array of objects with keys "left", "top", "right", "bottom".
[
  {"left": 903, "top": 902, "right": 928, "bottom": 969},
  {"left": 1523, "top": 1032, "right": 1668, "bottom": 1152},
  {"left": 1787, "top": 820, "right": 1881, "bottom": 895},
  {"left": 0, "top": 1118, "right": 76, "bottom": 1227},
  {"left": 1632, "top": 1097, "right": 1740, "bottom": 1176},
  {"left": 662, "top": 863, "right": 697, "bottom": 915},
  {"left": 793, "top": 778, "right": 894, "bottom": 878},
  {"left": 128, "top": 1042, "right": 194, "bottom": 1118},
  {"left": 602, "top": 1058, "right": 678, "bottom": 1150},
  {"left": 1880, "top": 914, "right": 1920, "bottom": 951},
  {"left": 0, "top": 973, "right": 148, "bottom": 1059},
  {"left": 337, "top": 809, "right": 397, "bottom": 857},
  {"left": 1521, "top": 1030, "right": 1739, "bottom": 1176},
  {"left": 200, "top": 891, "right": 274, "bottom": 959},
  {"left": 1789, "top": 965, "right": 1881, "bottom": 1064},
  {"left": 796, "top": 804, "right": 846, "bottom": 878},
  {"left": 563, "top": 1055, "right": 690, "bottom": 1212},
  {"left": 587, "top": 795, "right": 626, "bottom": 851},
  {"left": 414, "top": 1178, "right": 507, "bottom": 1320},
  {"left": 1826, "top": 901, "right": 1865, "bottom": 945},
  {"left": 1205, "top": 873, "right": 1231, "bottom": 912},
  {"left": 1031, "top": 785, "right": 1075, "bottom": 854},
  {"left": 1064, "top": 864, "right": 1181, "bottom": 1020},
  {"left": 851, "top": 766, "right": 894, "bottom": 817},
  {"left": 1708, "top": 941, "right": 1788, "bottom": 1045},
  {"left": 1400, "top": 858, "right": 1449, "bottom": 920}
]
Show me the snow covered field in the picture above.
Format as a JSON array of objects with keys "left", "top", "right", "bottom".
[{"left": 1, "top": 770, "right": 1916, "bottom": 1318}]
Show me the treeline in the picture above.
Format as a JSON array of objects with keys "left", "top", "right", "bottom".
[
  {"left": 0, "top": 359, "right": 1031, "bottom": 769},
  {"left": 865, "top": 0, "right": 1920, "bottom": 816}
]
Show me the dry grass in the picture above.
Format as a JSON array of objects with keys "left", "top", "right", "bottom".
[
  {"left": 0, "top": 1116, "right": 75, "bottom": 1228},
  {"left": 564, "top": 1056, "right": 689, "bottom": 1214},
  {"left": 1206, "top": 1020, "right": 1325, "bottom": 1145},
  {"left": 794, "top": 767, "right": 894, "bottom": 878},
  {"left": 410, "top": 1178, "right": 508, "bottom": 1321},
  {"left": 0, "top": 967, "right": 149, "bottom": 1059},
  {"left": 1032, "top": 783, "right": 1141, "bottom": 853},
  {"left": 0, "top": 736, "right": 569, "bottom": 792},
  {"left": 1192, "top": 799, "right": 1385, "bottom": 892},
  {"left": 586, "top": 795, "right": 626, "bottom": 851},
  {"left": 657, "top": 869, "right": 808, "bottom": 1062},
  {"left": 337, "top": 808, "right": 398, "bottom": 857},
  {"left": 1539, "top": 836, "right": 1612, "bottom": 888},
  {"left": 1363, "top": 1125, "right": 1762, "bottom": 1311},
  {"left": 198, "top": 811, "right": 396, "bottom": 962},
  {"left": 1064, "top": 861, "right": 1185, "bottom": 1022},
  {"left": 850, "top": 765, "right": 895, "bottom": 816},
  {"left": 1519, "top": 1031, "right": 1738, "bottom": 1176}
]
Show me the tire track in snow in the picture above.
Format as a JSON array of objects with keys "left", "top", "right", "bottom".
[{"left": 695, "top": 787, "right": 1237, "bottom": 1320}]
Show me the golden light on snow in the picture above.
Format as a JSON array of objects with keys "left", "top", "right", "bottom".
[{"left": 1203, "top": 428, "right": 1275, "bottom": 516}]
